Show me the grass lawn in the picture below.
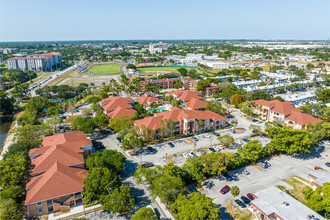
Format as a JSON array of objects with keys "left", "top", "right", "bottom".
[
  {"left": 225, "top": 203, "right": 253, "bottom": 220},
  {"left": 88, "top": 64, "right": 121, "bottom": 75},
  {"left": 138, "top": 67, "right": 181, "bottom": 74},
  {"left": 285, "top": 177, "right": 310, "bottom": 205}
]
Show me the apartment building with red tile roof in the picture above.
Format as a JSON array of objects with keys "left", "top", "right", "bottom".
[
  {"left": 99, "top": 96, "right": 136, "bottom": 119},
  {"left": 251, "top": 99, "right": 322, "bottom": 129},
  {"left": 140, "top": 77, "right": 198, "bottom": 90},
  {"left": 135, "top": 93, "right": 163, "bottom": 106},
  {"left": 166, "top": 90, "right": 207, "bottom": 110},
  {"left": 206, "top": 84, "right": 219, "bottom": 97},
  {"left": 134, "top": 107, "right": 227, "bottom": 135},
  {"left": 26, "top": 131, "right": 92, "bottom": 217}
]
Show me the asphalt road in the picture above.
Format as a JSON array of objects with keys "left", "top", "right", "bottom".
[{"left": 29, "top": 65, "right": 77, "bottom": 96}]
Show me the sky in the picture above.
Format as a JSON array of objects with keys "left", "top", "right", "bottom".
[{"left": 1, "top": 0, "right": 330, "bottom": 42}]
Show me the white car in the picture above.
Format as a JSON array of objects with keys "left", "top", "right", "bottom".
[{"left": 205, "top": 133, "right": 211, "bottom": 138}]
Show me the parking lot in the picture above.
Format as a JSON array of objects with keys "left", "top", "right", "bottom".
[{"left": 200, "top": 141, "right": 330, "bottom": 210}]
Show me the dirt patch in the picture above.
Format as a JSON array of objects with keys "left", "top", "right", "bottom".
[
  {"left": 225, "top": 203, "right": 252, "bottom": 220},
  {"left": 285, "top": 178, "right": 310, "bottom": 205}
]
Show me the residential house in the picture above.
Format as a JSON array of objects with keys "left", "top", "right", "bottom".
[{"left": 205, "top": 84, "right": 219, "bottom": 97}]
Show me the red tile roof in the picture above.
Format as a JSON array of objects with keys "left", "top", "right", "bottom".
[
  {"left": 252, "top": 99, "right": 323, "bottom": 126},
  {"left": 183, "top": 97, "right": 207, "bottom": 110},
  {"left": 135, "top": 94, "right": 163, "bottom": 106},
  {"left": 35, "top": 131, "right": 92, "bottom": 155},
  {"left": 107, "top": 106, "right": 136, "bottom": 119},
  {"left": 30, "top": 145, "right": 85, "bottom": 175},
  {"left": 25, "top": 162, "right": 87, "bottom": 205},
  {"left": 167, "top": 90, "right": 202, "bottom": 102},
  {"left": 100, "top": 97, "right": 136, "bottom": 119},
  {"left": 135, "top": 107, "right": 225, "bottom": 130}
]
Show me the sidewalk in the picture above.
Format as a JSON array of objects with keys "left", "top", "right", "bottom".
[{"left": 48, "top": 204, "right": 103, "bottom": 220}]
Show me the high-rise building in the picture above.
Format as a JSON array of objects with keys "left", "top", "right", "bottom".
[{"left": 7, "top": 52, "right": 62, "bottom": 71}]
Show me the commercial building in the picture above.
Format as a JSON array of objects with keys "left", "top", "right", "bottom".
[
  {"left": 140, "top": 77, "right": 198, "bottom": 90},
  {"left": 100, "top": 97, "right": 136, "bottom": 119},
  {"left": 26, "top": 132, "right": 93, "bottom": 217},
  {"left": 200, "top": 60, "right": 229, "bottom": 69},
  {"left": 7, "top": 52, "right": 62, "bottom": 71},
  {"left": 251, "top": 99, "right": 322, "bottom": 129},
  {"left": 134, "top": 107, "right": 227, "bottom": 135},
  {"left": 251, "top": 186, "right": 325, "bottom": 220}
]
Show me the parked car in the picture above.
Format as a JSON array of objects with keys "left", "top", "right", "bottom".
[
  {"left": 247, "top": 193, "right": 255, "bottom": 200},
  {"left": 147, "top": 147, "right": 157, "bottom": 153},
  {"left": 257, "top": 120, "right": 263, "bottom": 124},
  {"left": 242, "top": 169, "right": 250, "bottom": 175},
  {"left": 213, "top": 132, "right": 220, "bottom": 137},
  {"left": 262, "top": 133, "right": 268, "bottom": 137},
  {"left": 209, "top": 147, "right": 215, "bottom": 152},
  {"left": 205, "top": 133, "right": 211, "bottom": 138},
  {"left": 141, "top": 162, "right": 154, "bottom": 168},
  {"left": 168, "top": 142, "right": 175, "bottom": 148},
  {"left": 314, "top": 166, "right": 323, "bottom": 170},
  {"left": 325, "top": 162, "right": 330, "bottom": 167},
  {"left": 252, "top": 119, "right": 258, "bottom": 122},
  {"left": 220, "top": 185, "right": 230, "bottom": 194},
  {"left": 223, "top": 173, "right": 233, "bottom": 181},
  {"left": 256, "top": 162, "right": 267, "bottom": 169},
  {"left": 263, "top": 161, "right": 271, "bottom": 167},
  {"left": 192, "top": 137, "right": 198, "bottom": 142},
  {"left": 234, "top": 199, "right": 246, "bottom": 208},
  {"left": 243, "top": 138, "right": 249, "bottom": 142},
  {"left": 241, "top": 196, "right": 250, "bottom": 204}
]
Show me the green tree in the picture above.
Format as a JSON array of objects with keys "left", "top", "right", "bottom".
[
  {"left": 92, "top": 113, "right": 109, "bottom": 130},
  {"left": 249, "top": 124, "right": 262, "bottom": 135},
  {"left": 303, "top": 182, "right": 330, "bottom": 218},
  {"left": 149, "top": 175, "right": 186, "bottom": 203},
  {"left": 0, "top": 90, "right": 15, "bottom": 116},
  {"left": 101, "top": 184, "right": 135, "bottom": 214},
  {"left": 72, "top": 116, "right": 95, "bottom": 133},
  {"left": 205, "top": 101, "right": 227, "bottom": 116},
  {"left": 0, "top": 198, "right": 22, "bottom": 220},
  {"left": 127, "top": 64, "right": 137, "bottom": 70},
  {"left": 82, "top": 167, "right": 121, "bottom": 204},
  {"left": 86, "top": 150, "right": 126, "bottom": 173},
  {"left": 109, "top": 115, "right": 133, "bottom": 132},
  {"left": 230, "top": 185, "right": 240, "bottom": 197},
  {"left": 131, "top": 207, "right": 157, "bottom": 220},
  {"left": 170, "top": 192, "right": 220, "bottom": 220},
  {"left": 182, "top": 157, "right": 205, "bottom": 184},
  {"left": 14, "top": 124, "right": 53, "bottom": 146},
  {"left": 46, "top": 106, "right": 61, "bottom": 116},
  {"left": 177, "top": 68, "right": 188, "bottom": 76},
  {"left": 217, "top": 134, "right": 234, "bottom": 148},
  {"left": 237, "top": 140, "right": 264, "bottom": 164},
  {"left": 0, "top": 154, "right": 29, "bottom": 187},
  {"left": 25, "top": 97, "right": 48, "bottom": 113}
]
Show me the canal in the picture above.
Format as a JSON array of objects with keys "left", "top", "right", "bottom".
[{"left": 0, "top": 121, "right": 12, "bottom": 151}]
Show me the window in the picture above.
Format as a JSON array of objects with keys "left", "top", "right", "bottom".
[
  {"left": 38, "top": 208, "right": 43, "bottom": 213},
  {"left": 37, "top": 202, "right": 42, "bottom": 206},
  {"left": 206, "top": 123, "right": 209, "bottom": 126}
]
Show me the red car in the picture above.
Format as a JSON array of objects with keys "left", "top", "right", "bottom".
[
  {"left": 247, "top": 193, "right": 255, "bottom": 200},
  {"left": 262, "top": 133, "right": 268, "bottom": 137},
  {"left": 220, "top": 185, "right": 230, "bottom": 194},
  {"left": 314, "top": 166, "right": 323, "bottom": 170}
]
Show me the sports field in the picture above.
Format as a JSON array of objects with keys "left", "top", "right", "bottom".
[
  {"left": 88, "top": 64, "right": 122, "bottom": 75},
  {"left": 138, "top": 67, "right": 180, "bottom": 74}
]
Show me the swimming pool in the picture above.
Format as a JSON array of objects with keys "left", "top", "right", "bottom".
[{"left": 148, "top": 106, "right": 167, "bottom": 113}]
